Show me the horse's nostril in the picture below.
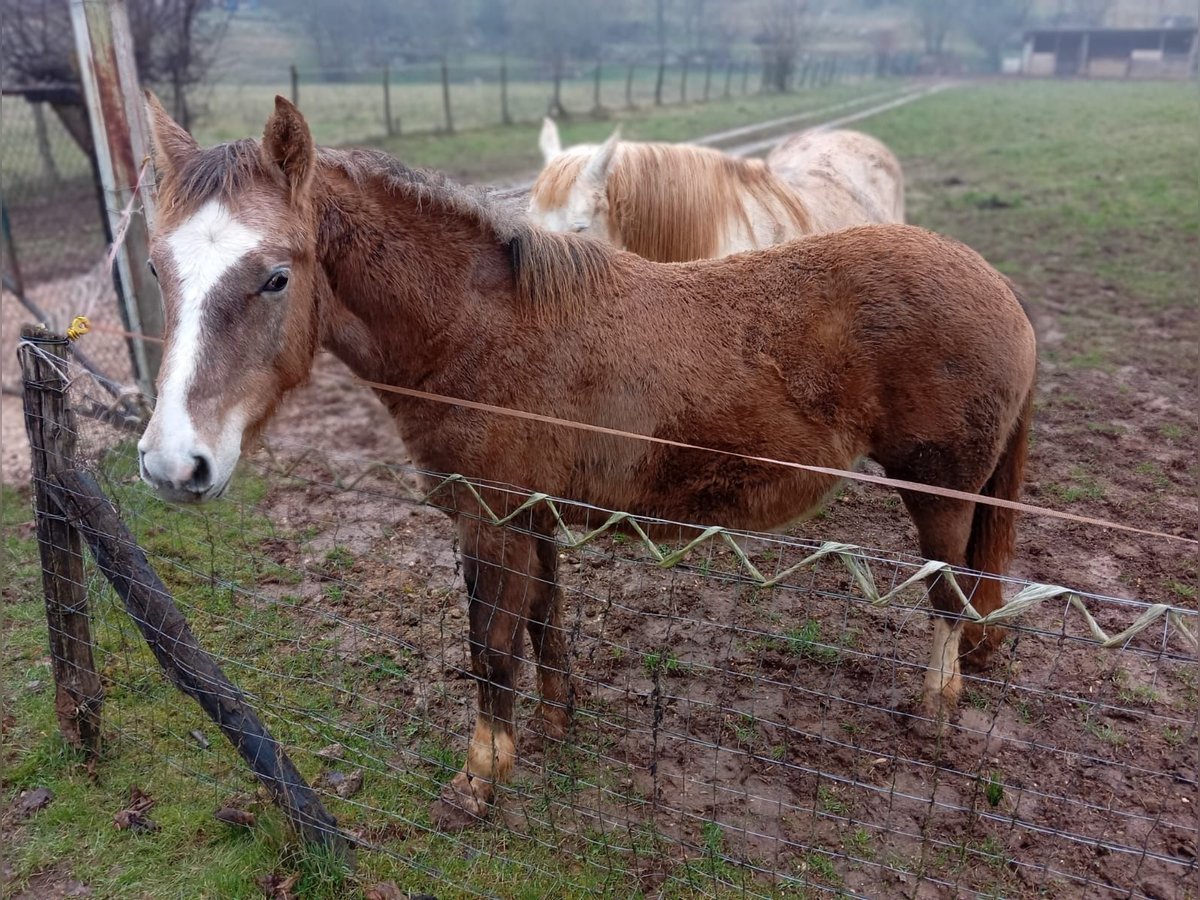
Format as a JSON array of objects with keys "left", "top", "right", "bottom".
[{"left": 189, "top": 454, "right": 212, "bottom": 492}]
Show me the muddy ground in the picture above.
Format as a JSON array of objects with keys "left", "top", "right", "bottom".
[{"left": 3, "top": 92, "right": 1196, "bottom": 898}]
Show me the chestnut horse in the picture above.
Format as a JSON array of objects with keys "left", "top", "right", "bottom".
[
  {"left": 531, "top": 118, "right": 904, "bottom": 261},
  {"left": 138, "top": 95, "right": 1036, "bottom": 830}
]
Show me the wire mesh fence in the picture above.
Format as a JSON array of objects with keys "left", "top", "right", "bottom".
[
  {"left": 15, "top": 337, "right": 1199, "bottom": 898},
  {"left": 1, "top": 98, "right": 108, "bottom": 285}
]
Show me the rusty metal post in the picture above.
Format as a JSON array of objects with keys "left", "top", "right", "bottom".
[{"left": 69, "top": 0, "right": 162, "bottom": 397}]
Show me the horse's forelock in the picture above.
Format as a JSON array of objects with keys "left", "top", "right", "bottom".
[
  {"left": 530, "top": 153, "right": 588, "bottom": 211},
  {"left": 160, "top": 139, "right": 271, "bottom": 216}
]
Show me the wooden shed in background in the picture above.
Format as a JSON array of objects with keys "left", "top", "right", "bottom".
[{"left": 1021, "top": 26, "right": 1198, "bottom": 78}]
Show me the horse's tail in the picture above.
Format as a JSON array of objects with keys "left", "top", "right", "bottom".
[{"left": 960, "top": 383, "right": 1035, "bottom": 666}]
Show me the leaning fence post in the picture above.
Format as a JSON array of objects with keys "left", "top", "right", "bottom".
[
  {"left": 19, "top": 324, "right": 104, "bottom": 757},
  {"left": 290, "top": 63, "right": 300, "bottom": 107},
  {"left": 50, "top": 468, "right": 353, "bottom": 862}
]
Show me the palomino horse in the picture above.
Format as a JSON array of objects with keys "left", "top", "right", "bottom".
[
  {"left": 530, "top": 117, "right": 905, "bottom": 261},
  {"left": 138, "top": 95, "right": 1036, "bottom": 830}
]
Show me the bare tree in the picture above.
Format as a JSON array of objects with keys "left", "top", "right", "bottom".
[
  {"left": 964, "top": 0, "right": 1033, "bottom": 71},
  {"left": 654, "top": 0, "right": 669, "bottom": 106},
  {"left": 909, "top": 0, "right": 960, "bottom": 59},
  {"left": 513, "top": 0, "right": 607, "bottom": 117},
  {"left": 756, "top": 0, "right": 809, "bottom": 92},
  {"left": 1, "top": 0, "right": 229, "bottom": 135}
]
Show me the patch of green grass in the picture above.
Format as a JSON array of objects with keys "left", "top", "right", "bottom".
[
  {"left": 867, "top": 80, "right": 1199, "bottom": 314},
  {"left": 1159, "top": 423, "right": 1188, "bottom": 440},
  {"left": 817, "top": 785, "right": 848, "bottom": 816},
  {"left": 322, "top": 545, "right": 355, "bottom": 573},
  {"left": 785, "top": 619, "right": 840, "bottom": 664},
  {"left": 1134, "top": 462, "right": 1171, "bottom": 489},
  {"left": 1167, "top": 581, "right": 1196, "bottom": 600},
  {"left": 1080, "top": 706, "right": 1127, "bottom": 747},
  {"left": 982, "top": 771, "right": 1005, "bottom": 808},
  {"left": 642, "top": 649, "right": 686, "bottom": 677},
  {"left": 1162, "top": 726, "right": 1184, "bottom": 747},
  {"left": 1044, "top": 467, "right": 1107, "bottom": 504},
  {"left": 845, "top": 827, "right": 873, "bottom": 859},
  {"left": 798, "top": 850, "right": 841, "bottom": 886}
]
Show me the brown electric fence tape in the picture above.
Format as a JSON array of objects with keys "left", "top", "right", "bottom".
[{"left": 75, "top": 322, "right": 1197, "bottom": 546}]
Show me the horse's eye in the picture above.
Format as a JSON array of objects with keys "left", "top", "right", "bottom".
[
  {"left": 570, "top": 223, "right": 587, "bottom": 233},
  {"left": 261, "top": 271, "right": 289, "bottom": 294},
  {"left": 147, "top": 260, "right": 158, "bottom": 279}
]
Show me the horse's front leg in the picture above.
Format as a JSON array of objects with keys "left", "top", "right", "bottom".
[
  {"left": 431, "top": 523, "right": 530, "bottom": 831},
  {"left": 526, "top": 533, "right": 571, "bottom": 742}
]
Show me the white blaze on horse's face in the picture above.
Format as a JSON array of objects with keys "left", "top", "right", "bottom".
[{"left": 138, "top": 199, "right": 266, "bottom": 503}]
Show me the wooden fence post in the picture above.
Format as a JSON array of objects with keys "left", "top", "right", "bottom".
[
  {"left": 625, "top": 63, "right": 637, "bottom": 109},
  {"left": 680, "top": 56, "right": 690, "bottom": 103},
  {"left": 702, "top": 59, "right": 713, "bottom": 102},
  {"left": 68, "top": 0, "right": 161, "bottom": 397},
  {"left": 592, "top": 59, "right": 604, "bottom": 116},
  {"left": 724, "top": 60, "right": 734, "bottom": 99},
  {"left": 51, "top": 468, "right": 353, "bottom": 862},
  {"left": 440, "top": 56, "right": 455, "bottom": 134},
  {"left": 382, "top": 64, "right": 396, "bottom": 136},
  {"left": 19, "top": 325, "right": 104, "bottom": 758},
  {"left": 290, "top": 64, "right": 299, "bottom": 106},
  {"left": 500, "top": 54, "right": 513, "bottom": 126}
]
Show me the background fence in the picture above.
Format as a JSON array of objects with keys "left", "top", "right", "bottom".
[
  {"left": 195, "top": 54, "right": 900, "bottom": 146},
  {"left": 16, "top": 336, "right": 1199, "bottom": 898}
]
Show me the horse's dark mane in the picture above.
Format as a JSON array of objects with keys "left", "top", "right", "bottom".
[
  {"left": 164, "top": 140, "right": 614, "bottom": 319},
  {"left": 319, "top": 147, "right": 615, "bottom": 318}
]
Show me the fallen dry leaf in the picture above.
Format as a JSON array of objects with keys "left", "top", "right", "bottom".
[
  {"left": 257, "top": 872, "right": 300, "bottom": 899},
  {"left": 316, "top": 768, "right": 364, "bottom": 799},
  {"left": 364, "top": 882, "right": 404, "bottom": 900},
  {"left": 113, "top": 784, "right": 158, "bottom": 832},
  {"left": 315, "top": 742, "right": 345, "bottom": 761},
  {"left": 13, "top": 786, "right": 53, "bottom": 819},
  {"left": 214, "top": 806, "right": 257, "bottom": 828}
]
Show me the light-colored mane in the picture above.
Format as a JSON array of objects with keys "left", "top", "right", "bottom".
[{"left": 533, "top": 143, "right": 813, "bottom": 262}]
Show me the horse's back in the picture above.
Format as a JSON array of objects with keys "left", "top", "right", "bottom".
[{"left": 767, "top": 129, "right": 906, "bottom": 228}]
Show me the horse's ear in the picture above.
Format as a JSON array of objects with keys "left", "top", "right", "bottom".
[
  {"left": 539, "top": 117, "right": 562, "bottom": 163},
  {"left": 582, "top": 129, "right": 621, "bottom": 187},
  {"left": 262, "top": 95, "right": 315, "bottom": 198},
  {"left": 144, "top": 90, "right": 198, "bottom": 184}
]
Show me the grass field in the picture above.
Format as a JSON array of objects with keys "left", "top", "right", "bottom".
[{"left": 2, "top": 80, "right": 1197, "bottom": 899}]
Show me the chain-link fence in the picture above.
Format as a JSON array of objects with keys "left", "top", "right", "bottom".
[{"left": 15, "top": 338, "right": 1198, "bottom": 898}]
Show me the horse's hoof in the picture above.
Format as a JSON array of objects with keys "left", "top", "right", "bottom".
[{"left": 429, "top": 776, "right": 488, "bottom": 832}]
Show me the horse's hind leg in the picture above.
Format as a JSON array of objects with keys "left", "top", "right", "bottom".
[
  {"left": 432, "top": 519, "right": 533, "bottom": 831},
  {"left": 526, "top": 536, "right": 571, "bottom": 741},
  {"left": 897, "top": 491, "right": 981, "bottom": 720}
]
